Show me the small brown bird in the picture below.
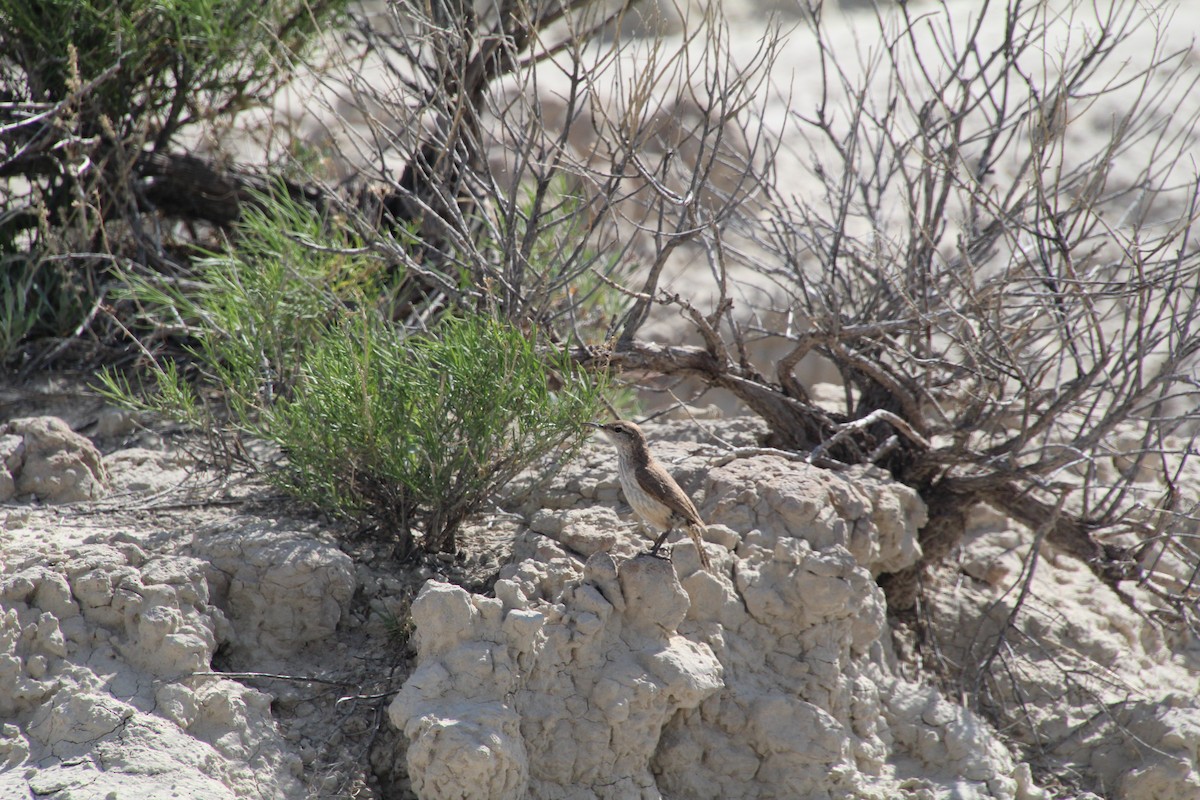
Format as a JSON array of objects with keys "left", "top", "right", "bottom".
[{"left": 587, "top": 420, "right": 713, "bottom": 572}]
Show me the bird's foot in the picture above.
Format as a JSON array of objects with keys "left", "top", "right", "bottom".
[{"left": 643, "top": 546, "right": 672, "bottom": 562}]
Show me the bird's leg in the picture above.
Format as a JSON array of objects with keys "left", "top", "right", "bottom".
[{"left": 648, "top": 528, "right": 673, "bottom": 559}]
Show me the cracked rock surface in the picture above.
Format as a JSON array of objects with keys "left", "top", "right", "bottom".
[
  {"left": 386, "top": 419, "right": 1038, "bottom": 799},
  {"left": 3, "top": 409, "right": 1198, "bottom": 799},
  {"left": 0, "top": 537, "right": 303, "bottom": 798},
  {"left": 0, "top": 416, "right": 107, "bottom": 504},
  {"left": 390, "top": 552, "right": 725, "bottom": 800}
]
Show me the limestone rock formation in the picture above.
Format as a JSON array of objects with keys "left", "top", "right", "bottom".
[
  {"left": 387, "top": 422, "right": 1048, "bottom": 799},
  {"left": 0, "top": 538, "right": 303, "bottom": 798},
  {"left": 187, "top": 522, "right": 357, "bottom": 668},
  {"left": 2, "top": 411, "right": 1196, "bottom": 799},
  {"left": 0, "top": 434, "right": 360, "bottom": 799},
  {"left": 923, "top": 504, "right": 1200, "bottom": 800},
  {"left": 0, "top": 416, "right": 107, "bottom": 503},
  {"left": 389, "top": 552, "right": 724, "bottom": 800}
]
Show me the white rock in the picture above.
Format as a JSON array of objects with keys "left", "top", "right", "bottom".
[
  {"left": 0, "top": 416, "right": 107, "bottom": 503},
  {"left": 923, "top": 505, "right": 1200, "bottom": 800},
  {"left": 390, "top": 422, "right": 1060, "bottom": 799},
  {"left": 0, "top": 538, "right": 303, "bottom": 798},
  {"left": 405, "top": 709, "right": 529, "bottom": 800},
  {"left": 390, "top": 550, "right": 725, "bottom": 799},
  {"left": 187, "top": 523, "right": 355, "bottom": 666}
]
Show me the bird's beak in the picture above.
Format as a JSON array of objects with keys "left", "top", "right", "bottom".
[{"left": 583, "top": 422, "right": 602, "bottom": 429}]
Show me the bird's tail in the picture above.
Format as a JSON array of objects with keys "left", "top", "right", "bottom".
[{"left": 686, "top": 523, "right": 714, "bottom": 573}]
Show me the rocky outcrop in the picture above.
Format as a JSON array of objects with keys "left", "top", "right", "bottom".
[
  {"left": 923, "top": 504, "right": 1200, "bottom": 800},
  {"left": 390, "top": 553, "right": 724, "bottom": 800},
  {"left": 386, "top": 422, "right": 1045, "bottom": 798},
  {"left": 187, "top": 522, "right": 357, "bottom": 668},
  {"left": 0, "top": 538, "right": 303, "bottom": 799},
  {"left": 3, "top": 413, "right": 1197, "bottom": 799},
  {"left": 0, "top": 429, "right": 360, "bottom": 799},
  {"left": 0, "top": 416, "right": 107, "bottom": 503}
]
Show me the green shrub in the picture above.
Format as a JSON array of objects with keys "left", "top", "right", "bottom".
[
  {"left": 0, "top": 0, "right": 344, "bottom": 144},
  {"left": 275, "top": 312, "right": 603, "bottom": 553},
  {"left": 101, "top": 192, "right": 606, "bottom": 556},
  {"left": 0, "top": 264, "right": 60, "bottom": 357},
  {"left": 0, "top": 0, "right": 348, "bottom": 363}
]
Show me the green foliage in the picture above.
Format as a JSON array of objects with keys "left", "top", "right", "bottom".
[
  {"left": 0, "top": 260, "right": 94, "bottom": 360},
  {"left": 0, "top": 263, "right": 56, "bottom": 357},
  {"left": 275, "top": 312, "right": 603, "bottom": 553},
  {"left": 499, "top": 175, "right": 640, "bottom": 415},
  {"left": 375, "top": 605, "right": 415, "bottom": 648},
  {"left": 102, "top": 187, "right": 377, "bottom": 419},
  {"left": 0, "top": 0, "right": 345, "bottom": 140},
  {"left": 100, "top": 192, "right": 607, "bottom": 556},
  {"left": 0, "top": 0, "right": 348, "bottom": 362}
]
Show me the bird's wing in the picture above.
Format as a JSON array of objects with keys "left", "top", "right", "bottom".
[{"left": 634, "top": 463, "right": 704, "bottom": 527}]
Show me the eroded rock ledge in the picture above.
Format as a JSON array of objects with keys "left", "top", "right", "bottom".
[
  {"left": 3, "top": 414, "right": 1198, "bottom": 799},
  {"left": 387, "top": 424, "right": 1041, "bottom": 799}
]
